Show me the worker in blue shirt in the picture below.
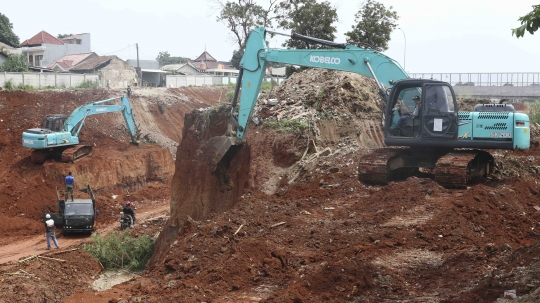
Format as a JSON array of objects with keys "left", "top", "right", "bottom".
[{"left": 65, "top": 172, "right": 74, "bottom": 201}]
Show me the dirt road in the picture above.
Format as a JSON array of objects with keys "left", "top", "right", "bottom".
[{"left": 0, "top": 201, "right": 170, "bottom": 264}]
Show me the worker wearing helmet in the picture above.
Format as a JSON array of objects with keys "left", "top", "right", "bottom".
[
  {"left": 45, "top": 214, "right": 60, "bottom": 250},
  {"left": 122, "top": 201, "right": 136, "bottom": 225}
]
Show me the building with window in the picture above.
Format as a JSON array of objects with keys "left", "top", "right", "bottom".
[{"left": 20, "top": 31, "right": 91, "bottom": 69}]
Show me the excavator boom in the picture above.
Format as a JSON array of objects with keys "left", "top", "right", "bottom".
[{"left": 208, "top": 27, "right": 408, "bottom": 169}]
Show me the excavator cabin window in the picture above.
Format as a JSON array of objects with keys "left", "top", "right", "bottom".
[
  {"left": 42, "top": 115, "right": 67, "bottom": 132},
  {"left": 389, "top": 86, "right": 423, "bottom": 137}
]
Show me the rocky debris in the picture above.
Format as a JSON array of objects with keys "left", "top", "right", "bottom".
[{"left": 256, "top": 69, "right": 383, "bottom": 124}]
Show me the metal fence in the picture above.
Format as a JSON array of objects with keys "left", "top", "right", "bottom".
[{"left": 409, "top": 72, "right": 540, "bottom": 87}]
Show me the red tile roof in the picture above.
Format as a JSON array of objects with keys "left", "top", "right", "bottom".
[{"left": 21, "top": 31, "right": 64, "bottom": 46}]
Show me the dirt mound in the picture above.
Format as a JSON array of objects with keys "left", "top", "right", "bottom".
[{"left": 0, "top": 249, "right": 103, "bottom": 303}]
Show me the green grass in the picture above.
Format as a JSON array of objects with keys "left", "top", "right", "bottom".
[
  {"left": 83, "top": 230, "right": 156, "bottom": 270},
  {"left": 75, "top": 79, "right": 100, "bottom": 89},
  {"left": 263, "top": 118, "right": 308, "bottom": 134}
]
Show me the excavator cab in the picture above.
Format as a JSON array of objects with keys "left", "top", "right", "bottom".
[
  {"left": 386, "top": 79, "right": 458, "bottom": 141},
  {"left": 41, "top": 114, "right": 67, "bottom": 132}
]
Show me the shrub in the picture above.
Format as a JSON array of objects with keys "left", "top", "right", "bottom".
[
  {"left": 224, "top": 89, "right": 235, "bottom": 102},
  {"left": 76, "top": 79, "right": 99, "bottom": 89},
  {"left": 83, "top": 230, "right": 156, "bottom": 270},
  {"left": 16, "top": 83, "right": 34, "bottom": 90},
  {"left": 3, "top": 79, "right": 14, "bottom": 91},
  {"left": 528, "top": 101, "right": 540, "bottom": 124}
]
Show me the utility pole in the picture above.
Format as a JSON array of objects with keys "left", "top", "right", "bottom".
[{"left": 136, "top": 43, "right": 141, "bottom": 86}]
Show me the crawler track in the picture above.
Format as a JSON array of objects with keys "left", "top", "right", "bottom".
[
  {"left": 358, "top": 148, "right": 402, "bottom": 184},
  {"left": 61, "top": 145, "right": 93, "bottom": 163},
  {"left": 30, "top": 149, "right": 49, "bottom": 163},
  {"left": 358, "top": 148, "right": 494, "bottom": 188},
  {"left": 434, "top": 150, "right": 494, "bottom": 189}
]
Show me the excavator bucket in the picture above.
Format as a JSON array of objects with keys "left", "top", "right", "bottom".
[{"left": 206, "top": 135, "right": 237, "bottom": 171}]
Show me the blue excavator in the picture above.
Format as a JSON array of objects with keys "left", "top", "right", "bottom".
[
  {"left": 22, "top": 95, "right": 138, "bottom": 163},
  {"left": 208, "top": 27, "right": 530, "bottom": 188}
]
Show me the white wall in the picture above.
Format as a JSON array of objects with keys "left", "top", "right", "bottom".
[{"left": 0, "top": 72, "right": 99, "bottom": 89}]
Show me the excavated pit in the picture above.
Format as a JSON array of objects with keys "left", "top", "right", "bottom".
[{"left": 3, "top": 70, "right": 540, "bottom": 302}]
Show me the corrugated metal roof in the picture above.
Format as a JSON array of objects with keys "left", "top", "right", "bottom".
[
  {"left": 21, "top": 31, "right": 64, "bottom": 46},
  {"left": 0, "top": 41, "right": 15, "bottom": 49},
  {"left": 141, "top": 69, "right": 170, "bottom": 73},
  {"left": 70, "top": 55, "right": 117, "bottom": 71}
]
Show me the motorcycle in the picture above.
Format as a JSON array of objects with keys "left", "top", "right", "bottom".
[{"left": 120, "top": 212, "right": 133, "bottom": 230}]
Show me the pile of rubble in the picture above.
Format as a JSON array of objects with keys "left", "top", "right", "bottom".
[{"left": 256, "top": 69, "right": 383, "bottom": 124}]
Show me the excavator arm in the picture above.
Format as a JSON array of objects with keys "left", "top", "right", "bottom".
[
  {"left": 208, "top": 27, "right": 409, "bottom": 169},
  {"left": 65, "top": 96, "right": 138, "bottom": 143}
]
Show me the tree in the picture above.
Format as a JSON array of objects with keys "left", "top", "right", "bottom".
[
  {"left": 155, "top": 51, "right": 190, "bottom": 67},
  {"left": 275, "top": 0, "right": 338, "bottom": 50},
  {"left": 214, "top": 0, "right": 279, "bottom": 65},
  {"left": 0, "top": 13, "right": 20, "bottom": 47},
  {"left": 0, "top": 53, "right": 29, "bottom": 72},
  {"left": 512, "top": 5, "right": 540, "bottom": 38},
  {"left": 215, "top": 0, "right": 278, "bottom": 50},
  {"left": 344, "top": 0, "right": 399, "bottom": 52},
  {"left": 230, "top": 49, "right": 244, "bottom": 70},
  {"left": 57, "top": 34, "right": 74, "bottom": 39}
]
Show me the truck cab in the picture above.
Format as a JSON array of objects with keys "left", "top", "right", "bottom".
[{"left": 43, "top": 185, "right": 100, "bottom": 235}]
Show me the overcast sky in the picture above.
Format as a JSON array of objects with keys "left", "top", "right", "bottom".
[{"left": 3, "top": 0, "right": 540, "bottom": 73}]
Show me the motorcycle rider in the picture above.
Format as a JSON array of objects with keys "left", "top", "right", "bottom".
[{"left": 122, "top": 201, "right": 135, "bottom": 225}]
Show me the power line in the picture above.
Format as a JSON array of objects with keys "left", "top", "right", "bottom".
[{"left": 103, "top": 44, "right": 136, "bottom": 55}]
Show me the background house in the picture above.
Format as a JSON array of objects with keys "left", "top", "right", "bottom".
[
  {"left": 47, "top": 52, "right": 97, "bottom": 72},
  {"left": 19, "top": 31, "right": 91, "bottom": 69},
  {"left": 191, "top": 51, "right": 238, "bottom": 76},
  {"left": 126, "top": 59, "right": 168, "bottom": 87},
  {"left": 160, "top": 62, "right": 201, "bottom": 75},
  {"left": 0, "top": 42, "right": 20, "bottom": 63},
  {"left": 70, "top": 55, "right": 136, "bottom": 88}
]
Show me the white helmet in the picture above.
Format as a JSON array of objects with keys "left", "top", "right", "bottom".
[{"left": 46, "top": 214, "right": 51, "bottom": 219}]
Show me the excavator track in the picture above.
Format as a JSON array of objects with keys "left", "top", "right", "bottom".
[
  {"left": 60, "top": 145, "right": 93, "bottom": 163},
  {"left": 359, "top": 148, "right": 494, "bottom": 188},
  {"left": 30, "top": 149, "right": 50, "bottom": 163},
  {"left": 358, "top": 148, "right": 402, "bottom": 184},
  {"left": 434, "top": 150, "right": 494, "bottom": 189}
]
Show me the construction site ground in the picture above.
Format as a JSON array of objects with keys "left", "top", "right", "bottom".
[{"left": 1, "top": 70, "right": 540, "bottom": 302}]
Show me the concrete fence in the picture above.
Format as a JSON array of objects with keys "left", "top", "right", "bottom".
[
  {"left": 166, "top": 75, "right": 285, "bottom": 88},
  {"left": 0, "top": 72, "right": 100, "bottom": 89}
]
